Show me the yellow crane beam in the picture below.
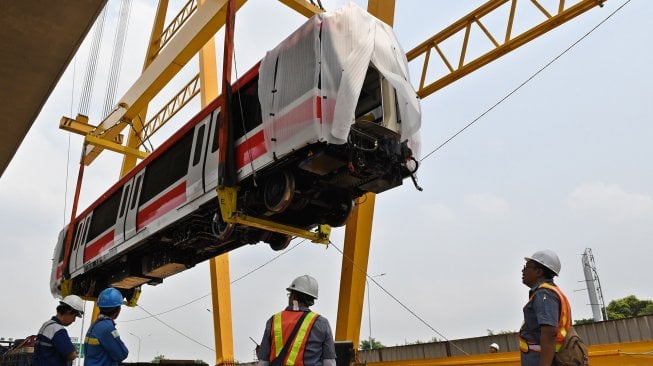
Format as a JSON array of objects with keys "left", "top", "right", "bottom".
[
  {"left": 140, "top": 74, "right": 201, "bottom": 143},
  {"left": 81, "top": 0, "right": 247, "bottom": 166},
  {"left": 407, "top": 0, "right": 607, "bottom": 98}
]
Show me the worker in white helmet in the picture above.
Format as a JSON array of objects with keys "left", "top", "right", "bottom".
[
  {"left": 33, "top": 295, "right": 85, "bottom": 366},
  {"left": 489, "top": 343, "right": 499, "bottom": 353},
  {"left": 518, "top": 249, "right": 572, "bottom": 366},
  {"left": 257, "top": 275, "right": 336, "bottom": 366}
]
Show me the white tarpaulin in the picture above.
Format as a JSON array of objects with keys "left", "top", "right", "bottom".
[{"left": 258, "top": 3, "right": 421, "bottom": 158}]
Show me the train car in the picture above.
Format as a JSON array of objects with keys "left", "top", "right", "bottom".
[{"left": 50, "top": 4, "right": 421, "bottom": 299}]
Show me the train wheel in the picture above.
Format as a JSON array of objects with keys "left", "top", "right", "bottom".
[
  {"left": 324, "top": 191, "right": 354, "bottom": 227},
  {"left": 212, "top": 211, "right": 234, "bottom": 241},
  {"left": 264, "top": 170, "right": 295, "bottom": 214},
  {"left": 267, "top": 232, "right": 292, "bottom": 251}
]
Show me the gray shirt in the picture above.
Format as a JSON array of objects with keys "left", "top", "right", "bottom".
[
  {"left": 257, "top": 306, "right": 336, "bottom": 366},
  {"left": 519, "top": 280, "right": 560, "bottom": 366}
]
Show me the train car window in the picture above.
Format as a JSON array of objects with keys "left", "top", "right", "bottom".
[
  {"left": 130, "top": 175, "right": 142, "bottom": 209},
  {"left": 87, "top": 190, "right": 122, "bottom": 241},
  {"left": 193, "top": 125, "right": 206, "bottom": 166},
  {"left": 211, "top": 112, "right": 220, "bottom": 153},
  {"left": 73, "top": 221, "right": 83, "bottom": 249},
  {"left": 140, "top": 130, "right": 194, "bottom": 204},
  {"left": 119, "top": 187, "right": 130, "bottom": 218},
  {"left": 355, "top": 67, "right": 382, "bottom": 122},
  {"left": 57, "top": 239, "right": 65, "bottom": 262},
  {"left": 232, "top": 77, "right": 262, "bottom": 140}
]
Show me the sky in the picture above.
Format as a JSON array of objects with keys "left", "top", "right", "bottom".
[{"left": 1, "top": 0, "right": 652, "bottom": 364}]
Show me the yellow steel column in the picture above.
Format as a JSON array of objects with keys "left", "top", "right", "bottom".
[
  {"left": 120, "top": 0, "right": 169, "bottom": 177},
  {"left": 198, "top": 0, "right": 235, "bottom": 364},
  {"left": 334, "top": 0, "right": 395, "bottom": 348}
]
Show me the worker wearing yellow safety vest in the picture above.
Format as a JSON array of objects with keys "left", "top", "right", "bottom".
[
  {"left": 519, "top": 249, "right": 572, "bottom": 366},
  {"left": 257, "top": 275, "right": 336, "bottom": 366}
]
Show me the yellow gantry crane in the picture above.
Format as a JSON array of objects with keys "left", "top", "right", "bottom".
[{"left": 58, "top": 0, "right": 616, "bottom": 365}]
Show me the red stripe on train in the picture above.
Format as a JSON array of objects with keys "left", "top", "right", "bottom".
[
  {"left": 84, "top": 230, "right": 115, "bottom": 262},
  {"left": 236, "top": 130, "right": 266, "bottom": 168},
  {"left": 138, "top": 181, "right": 187, "bottom": 230}
]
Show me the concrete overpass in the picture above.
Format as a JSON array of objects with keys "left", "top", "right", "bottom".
[{"left": 0, "top": 0, "right": 107, "bottom": 177}]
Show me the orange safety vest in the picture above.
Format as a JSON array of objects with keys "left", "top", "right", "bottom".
[
  {"left": 269, "top": 310, "right": 319, "bottom": 366},
  {"left": 519, "top": 282, "right": 571, "bottom": 353}
]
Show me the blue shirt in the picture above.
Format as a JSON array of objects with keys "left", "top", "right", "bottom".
[
  {"left": 519, "top": 280, "right": 561, "bottom": 366},
  {"left": 84, "top": 315, "right": 129, "bottom": 366},
  {"left": 33, "top": 316, "right": 76, "bottom": 366}
]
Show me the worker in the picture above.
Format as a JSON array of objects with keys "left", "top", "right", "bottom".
[
  {"left": 489, "top": 343, "right": 500, "bottom": 353},
  {"left": 257, "top": 275, "right": 336, "bottom": 366},
  {"left": 84, "top": 288, "right": 129, "bottom": 366},
  {"left": 33, "top": 295, "right": 85, "bottom": 366},
  {"left": 519, "top": 249, "right": 572, "bottom": 366}
]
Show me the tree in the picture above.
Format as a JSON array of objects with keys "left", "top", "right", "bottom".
[
  {"left": 606, "top": 295, "right": 653, "bottom": 319},
  {"left": 574, "top": 317, "right": 595, "bottom": 325},
  {"left": 359, "top": 338, "right": 384, "bottom": 350},
  {"left": 152, "top": 354, "right": 166, "bottom": 363}
]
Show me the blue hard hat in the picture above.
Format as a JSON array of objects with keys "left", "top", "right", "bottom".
[{"left": 97, "top": 288, "right": 124, "bottom": 308}]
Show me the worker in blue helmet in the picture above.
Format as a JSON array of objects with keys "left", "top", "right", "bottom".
[{"left": 84, "top": 288, "right": 129, "bottom": 366}]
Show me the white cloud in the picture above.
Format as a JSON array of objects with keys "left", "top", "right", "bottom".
[
  {"left": 463, "top": 193, "right": 511, "bottom": 217},
  {"left": 567, "top": 182, "right": 653, "bottom": 222},
  {"left": 419, "top": 202, "right": 457, "bottom": 224}
]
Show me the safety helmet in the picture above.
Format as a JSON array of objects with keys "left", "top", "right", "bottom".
[
  {"left": 489, "top": 343, "right": 499, "bottom": 351},
  {"left": 286, "top": 275, "right": 319, "bottom": 299},
  {"left": 60, "top": 295, "right": 85, "bottom": 317},
  {"left": 525, "top": 249, "right": 561, "bottom": 276},
  {"left": 97, "top": 288, "right": 124, "bottom": 308}
]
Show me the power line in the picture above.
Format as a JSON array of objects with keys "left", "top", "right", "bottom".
[
  {"left": 120, "top": 240, "right": 304, "bottom": 322},
  {"left": 327, "top": 241, "right": 469, "bottom": 355}
]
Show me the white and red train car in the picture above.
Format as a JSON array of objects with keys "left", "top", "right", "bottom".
[{"left": 51, "top": 4, "right": 421, "bottom": 299}]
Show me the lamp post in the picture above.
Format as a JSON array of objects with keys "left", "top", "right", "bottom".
[
  {"left": 366, "top": 273, "right": 386, "bottom": 350},
  {"left": 129, "top": 332, "right": 141, "bottom": 363}
]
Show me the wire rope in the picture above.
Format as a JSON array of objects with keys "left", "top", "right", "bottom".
[
  {"left": 327, "top": 241, "right": 469, "bottom": 355},
  {"left": 419, "top": 0, "right": 631, "bottom": 163},
  {"left": 103, "top": 0, "right": 133, "bottom": 118},
  {"left": 79, "top": 6, "right": 107, "bottom": 116}
]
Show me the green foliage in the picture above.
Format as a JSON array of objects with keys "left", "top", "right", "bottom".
[
  {"left": 487, "top": 329, "right": 516, "bottom": 335},
  {"left": 359, "top": 338, "right": 385, "bottom": 350},
  {"left": 574, "top": 317, "right": 595, "bottom": 325},
  {"left": 152, "top": 354, "right": 166, "bottom": 363},
  {"left": 606, "top": 295, "right": 653, "bottom": 319}
]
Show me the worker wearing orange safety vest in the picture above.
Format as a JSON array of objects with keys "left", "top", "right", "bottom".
[
  {"left": 257, "top": 275, "right": 336, "bottom": 366},
  {"left": 519, "top": 249, "right": 572, "bottom": 366}
]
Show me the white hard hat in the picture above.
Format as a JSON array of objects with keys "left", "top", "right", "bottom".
[
  {"left": 490, "top": 343, "right": 499, "bottom": 351},
  {"left": 60, "top": 295, "right": 85, "bottom": 317},
  {"left": 286, "top": 275, "right": 319, "bottom": 299},
  {"left": 525, "top": 249, "right": 561, "bottom": 276}
]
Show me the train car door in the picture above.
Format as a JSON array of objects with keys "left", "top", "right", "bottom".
[
  {"left": 124, "top": 170, "right": 145, "bottom": 240},
  {"left": 187, "top": 116, "right": 211, "bottom": 201},
  {"left": 114, "top": 179, "right": 134, "bottom": 245},
  {"left": 69, "top": 214, "right": 92, "bottom": 275}
]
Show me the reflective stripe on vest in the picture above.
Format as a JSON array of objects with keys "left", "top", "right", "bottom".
[
  {"left": 270, "top": 310, "right": 319, "bottom": 366},
  {"left": 84, "top": 336, "right": 100, "bottom": 345},
  {"left": 518, "top": 282, "right": 571, "bottom": 353}
]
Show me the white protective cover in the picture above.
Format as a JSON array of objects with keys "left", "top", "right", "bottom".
[{"left": 258, "top": 3, "right": 421, "bottom": 159}]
